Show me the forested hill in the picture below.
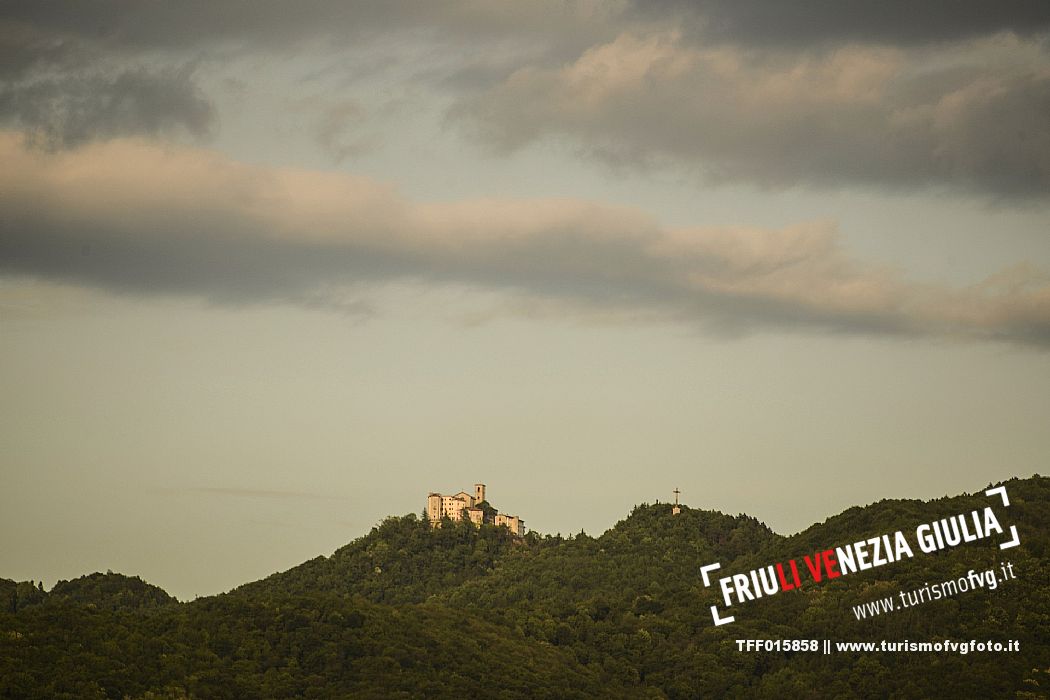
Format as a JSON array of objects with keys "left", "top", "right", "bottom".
[{"left": 1, "top": 476, "right": 1048, "bottom": 699}]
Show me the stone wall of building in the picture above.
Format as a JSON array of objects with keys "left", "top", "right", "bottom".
[{"left": 426, "top": 483, "right": 524, "bottom": 536}]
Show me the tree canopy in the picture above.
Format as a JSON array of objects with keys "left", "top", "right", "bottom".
[{"left": 2, "top": 476, "right": 1047, "bottom": 698}]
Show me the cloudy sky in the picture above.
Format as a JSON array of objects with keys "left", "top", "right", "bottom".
[{"left": 2, "top": 1, "right": 1049, "bottom": 600}]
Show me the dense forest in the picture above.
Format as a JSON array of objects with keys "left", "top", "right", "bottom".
[{"left": 2, "top": 476, "right": 1048, "bottom": 699}]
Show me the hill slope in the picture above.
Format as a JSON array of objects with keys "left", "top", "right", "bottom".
[{"left": 1, "top": 475, "right": 1047, "bottom": 699}]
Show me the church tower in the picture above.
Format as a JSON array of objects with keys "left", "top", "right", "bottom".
[{"left": 475, "top": 483, "right": 486, "bottom": 503}]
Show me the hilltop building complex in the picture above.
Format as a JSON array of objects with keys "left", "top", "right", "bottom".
[{"left": 426, "top": 483, "right": 525, "bottom": 537}]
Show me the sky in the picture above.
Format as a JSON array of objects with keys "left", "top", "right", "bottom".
[{"left": 2, "top": 1, "right": 1049, "bottom": 601}]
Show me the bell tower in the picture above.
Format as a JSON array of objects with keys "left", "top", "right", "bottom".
[{"left": 475, "top": 483, "right": 486, "bottom": 504}]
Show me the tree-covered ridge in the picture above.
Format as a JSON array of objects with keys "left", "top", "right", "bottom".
[
  {"left": 1, "top": 476, "right": 1047, "bottom": 699},
  {"left": 49, "top": 572, "right": 178, "bottom": 611},
  {"left": 0, "top": 591, "right": 624, "bottom": 700},
  {"left": 1, "top": 577, "right": 45, "bottom": 613},
  {"left": 234, "top": 513, "right": 524, "bottom": 605},
  {"left": 2, "top": 572, "right": 175, "bottom": 613},
  {"left": 436, "top": 476, "right": 1050, "bottom": 698}
]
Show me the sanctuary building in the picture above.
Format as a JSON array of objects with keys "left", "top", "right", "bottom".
[{"left": 426, "top": 483, "right": 525, "bottom": 537}]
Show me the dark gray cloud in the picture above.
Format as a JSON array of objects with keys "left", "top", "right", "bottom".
[
  {"left": 7, "top": 1, "right": 1046, "bottom": 56},
  {"left": 0, "top": 67, "right": 215, "bottom": 148},
  {"left": 0, "top": 2, "right": 615, "bottom": 56},
  {"left": 458, "top": 33, "right": 1050, "bottom": 197},
  {"left": 1, "top": 13, "right": 216, "bottom": 147},
  {"left": 0, "top": 19, "right": 91, "bottom": 80},
  {"left": 1, "top": 2, "right": 383, "bottom": 52},
  {"left": 633, "top": 0, "right": 1050, "bottom": 46},
  {"left": 3, "top": 2, "right": 1050, "bottom": 195},
  {"left": 0, "top": 2, "right": 607, "bottom": 147},
  {"left": 2, "top": 134, "right": 1048, "bottom": 347}
]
